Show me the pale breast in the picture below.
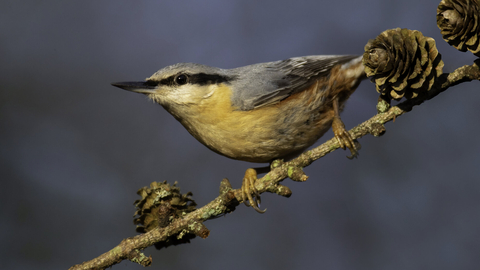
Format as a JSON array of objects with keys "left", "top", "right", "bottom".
[{"left": 167, "top": 83, "right": 335, "bottom": 163}]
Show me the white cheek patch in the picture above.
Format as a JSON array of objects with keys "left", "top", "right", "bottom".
[
  {"left": 172, "top": 85, "right": 214, "bottom": 105},
  {"left": 146, "top": 84, "right": 218, "bottom": 106},
  {"left": 202, "top": 87, "right": 216, "bottom": 99}
]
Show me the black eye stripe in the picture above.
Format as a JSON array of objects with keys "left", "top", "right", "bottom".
[
  {"left": 145, "top": 80, "right": 160, "bottom": 86},
  {"left": 154, "top": 73, "right": 234, "bottom": 86},
  {"left": 188, "top": 73, "right": 232, "bottom": 85},
  {"left": 157, "top": 76, "right": 175, "bottom": 86}
]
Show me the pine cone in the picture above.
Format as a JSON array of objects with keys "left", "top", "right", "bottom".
[
  {"left": 437, "top": 0, "right": 480, "bottom": 56},
  {"left": 133, "top": 181, "right": 197, "bottom": 249},
  {"left": 363, "top": 28, "right": 444, "bottom": 100}
]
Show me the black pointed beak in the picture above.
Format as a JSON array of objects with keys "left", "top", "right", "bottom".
[{"left": 111, "top": 81, "right": 158, "bottom": 94}]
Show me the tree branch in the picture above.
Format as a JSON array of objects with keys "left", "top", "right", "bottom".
[{"left": 69, "top": 60, "right": 480, "bottom": 270}]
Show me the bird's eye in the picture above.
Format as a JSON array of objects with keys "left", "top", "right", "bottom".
[{"left": 175, "top": 74, "right": 188, "bottom": 85}]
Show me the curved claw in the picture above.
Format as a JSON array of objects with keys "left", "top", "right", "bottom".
[
  {"left": 335, "top": 132, "right": 359, "bottom": 159},
  {"left": 332, "top": 115, "right": 360, "bottom": 159},
  {"left": 241, "top": 168, "right": 267, "bottom": 213}
]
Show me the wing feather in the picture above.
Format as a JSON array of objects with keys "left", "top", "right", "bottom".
[{"left": 230, "top": 55, "right": 360, "bottom": 110}]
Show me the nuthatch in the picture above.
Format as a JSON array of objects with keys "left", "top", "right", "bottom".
[{"left": 112, "top": 55, "right": 366, "bottom": 213}]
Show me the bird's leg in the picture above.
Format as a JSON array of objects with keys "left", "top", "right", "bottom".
[
  {"left": 332, "top": 97, "right": 359, "bottom": 159},
  {"left": 241, "top": 168, "right": 267, "bottom": 213}
]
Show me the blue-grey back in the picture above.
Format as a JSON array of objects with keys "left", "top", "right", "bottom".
[{"left": 227, "top": 55, "right": 360, "bottom": 110}]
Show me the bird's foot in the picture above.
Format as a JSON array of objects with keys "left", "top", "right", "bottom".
[
  {"left": 332, "top": 116, "right": 360, "bottom": 159},
  {"left": 241, "top": 168, "right": 266, "bottom": 213}
]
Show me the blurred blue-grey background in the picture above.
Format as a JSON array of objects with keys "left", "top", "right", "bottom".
[{"left": 2, "top": 1, "right": 480, "bottom": 269}]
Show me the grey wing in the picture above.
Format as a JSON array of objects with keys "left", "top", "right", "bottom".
[{"left": 232, "top": 55, "right": 361, "bottom": 110}]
